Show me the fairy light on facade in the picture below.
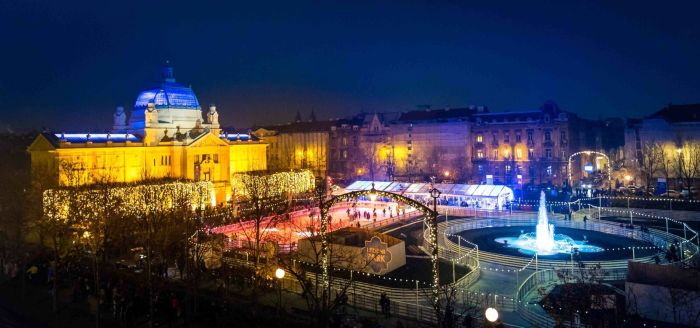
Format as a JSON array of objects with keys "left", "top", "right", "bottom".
[{"left": 231, "top": 170, "right": 314, "bottom": 198}]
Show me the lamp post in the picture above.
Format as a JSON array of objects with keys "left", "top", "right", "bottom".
[
  {"left": 429, "top": 181, "right": 442, "bottom": 324},
  {"left": 275, "top": 268, "right": 285, "bottom": 315}
]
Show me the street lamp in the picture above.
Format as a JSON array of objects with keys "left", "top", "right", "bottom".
[
  {"left": 275, "top": 268, "right": 285, "bottom": 315},
  {"left": 485, "top": 307, "right": 499, "bottom": 323}
]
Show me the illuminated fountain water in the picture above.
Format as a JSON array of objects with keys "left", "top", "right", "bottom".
[
  {"left": 535, "top": 191, "right": 555, "bottom": 252},
  {"left": 495, "top": 191, "right": 603, "bottom": 255}
]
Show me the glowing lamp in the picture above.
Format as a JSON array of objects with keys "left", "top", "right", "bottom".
[
  {"left": 625, "top": 175, "right": 632, "bottom": 181},
  {"left": 369, "top": 192, "right": 377, "bottom": 202},
  {"left": 443, "top": 171, "right": 450, "bottom": 177},
  {"left": 275, "top": 268, "right": 286, "bottom": 279},
  {"left": 677, "top": 148, "right": 682, "bottom": 155},
  {"left": 485, "top": 307, "right": 499, "bottom": 322}
]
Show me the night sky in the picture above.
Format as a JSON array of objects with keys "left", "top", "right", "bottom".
[{"left": 1, "top": 1, "right": 699, "bottom": 132}]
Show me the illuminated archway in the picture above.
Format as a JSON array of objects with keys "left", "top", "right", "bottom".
[
  {"left": 318, "top": 186, "right": 440, "bottom": 312},
  {"left": 567, "top": 150, "right": 612, "bottom": 186}
]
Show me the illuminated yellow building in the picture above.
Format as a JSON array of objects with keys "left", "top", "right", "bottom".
[
  {"left": 252, "top": 112, "right": 333, "bottom": 177},
  {"left": 27, "top": 65, "right": 267, "bottom": 204}
]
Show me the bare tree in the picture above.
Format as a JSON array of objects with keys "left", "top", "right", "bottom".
[
  {"left": 640, "top": 141, "right": 664, "bottom": 191},
  {"left": 232, "top": 173, "right": 292, "bottom": 302},
  {"left": 677, "top": 141, "right": 700, "bottom": 199},
  {"left": 538, "top": 264, "right": 611, "bottom": 327}
]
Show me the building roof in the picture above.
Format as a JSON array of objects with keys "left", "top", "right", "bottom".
[
  {"left": 396, "top": 107, "right": 484, "bottom": 122},
  {"left": 256, "top": 120, "right": 338, "bottom": 134},
  {"left": 31, "top": 132, "right": 143, "bottom": 148},
  {"left": 344, "top": 180, "right": 514, "bottom": 198},
  {"left": 219, "top": 132, "right": 258, "bottom": 142},
  {"left": 304, "top": 227, "right": 403, "bottom": 247},
  {"left": 133, "top": 65, "right": 201, "bottom": 110},
  {"left": 627, "top": 261, "right": 700, "bottom": 291},
  {"left": 647, "top": 104, "right": 700, "bottom": 123}
]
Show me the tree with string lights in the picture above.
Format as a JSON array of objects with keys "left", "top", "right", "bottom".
[{"left": 229, "top": 172, "right": 309, "bottom": 303}]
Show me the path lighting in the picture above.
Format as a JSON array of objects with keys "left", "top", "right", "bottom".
[
  {"left": 677, "top": 148, "right": 682, "bottom": 155},
  {"left": 275, "top": 268, "right": 285, "bottom": 315},
  {"left": 485, "top": 307, "right": 499, "bottom": 322},
  {"left": 443, "top": 170, "right": 450, "bottom": 177}
]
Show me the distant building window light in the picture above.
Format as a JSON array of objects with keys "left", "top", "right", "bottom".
[
  {"left": 476, "top": 134, "right": 483, "bottom": 143},
  {"left": 516, "top": 149, "right": 522, "bottom": 159}
]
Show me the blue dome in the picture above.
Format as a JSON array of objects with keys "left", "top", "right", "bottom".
[{"left": 134, "top": 65, "right": 201, "bottom": 110}]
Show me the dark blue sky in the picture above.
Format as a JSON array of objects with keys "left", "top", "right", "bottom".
[{"left": 1, "top": 1, "right": 699, "bottom": 132}]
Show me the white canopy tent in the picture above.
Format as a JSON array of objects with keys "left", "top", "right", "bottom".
[{"left": 344, "top": 181, "right": 514, "bottom": 210}]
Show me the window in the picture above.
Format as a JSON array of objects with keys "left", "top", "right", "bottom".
[
  {"left": 342, "top": 150, "right": 347, "bottom": 159},
  {"left": 545, "top": 149, "right": 552, "bottom": 158},
  {"left": 515, "top": 134, "right": 521, "bottom": 142},
  {"left": 546, "top": 165, "right": 553, "bottom": 176},
  {"left": 161, "top": 156, "right": 164, "bottom": 165},
  {"left": 492, "top": 149, "right": 498, "bottom": 160},
  {"left": 544, "top": 131, "right": 551, "bottom": 141},
  {"left": 492, "top": 133, "right": 497, "bottom": 143},
  {"left": 476, "top": 134, "right": 483, "bottom": 143},
  {"left": 544, "top": 114, "right": 550, "bottom": 123},
  {"left": 504, "top": 149, "right": 510, "bottom": 158},
  {"left": 477, "top": 150, "right": 484, "bottom": 158},
  {"left": 527, "top": 129, "right": 533, "bottom": 141},
  {"left": 342, "top": 137, "right": 347, "bottom": 146},
  {"left": 516, "top": 149, "right": 522, "bottom": 159},
  {"left": 213, "top": 154, "right": 219, "bottom": 163},
  {"left": 560, "top": 131, "right": 566, "bottom": 142},
  {"left": 504, "top": 133, "right": 510, "bottom": 143},
  {"left": 352, "top": 136, "right": 358, "bottom": 146},
  {"left": 528, "top": 148, "right": 535, "bottom": 159},
  {"left": 505, "top": 165, "right": 512, "bottom": 174},
  {"left": 477, "top": 165, "right": 484, "bottom": 174},
  {"left": 195, "top": 155, "right": 200, "bottom": 163}
]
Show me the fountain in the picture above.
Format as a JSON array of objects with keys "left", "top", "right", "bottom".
[
  {"left": 495, "top": 191, "right": 603, "bottom": 255},
  {"left": 535, "top": 191, "right": 555, "bottom": 252}
]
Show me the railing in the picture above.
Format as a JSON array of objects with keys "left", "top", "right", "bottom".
[
  {"left": 515, "top": 267, "right": 628, "bottom": 327},
  {"left": 439, "top": 217, "right": 667, "bottom": 269}
]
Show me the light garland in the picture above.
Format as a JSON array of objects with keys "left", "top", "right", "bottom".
[
  {"left": 43, "top": 181, "right": 215, "bottom": 220},
  {"left": 231, "top": 170, "right": 314, "bottom": 198}
]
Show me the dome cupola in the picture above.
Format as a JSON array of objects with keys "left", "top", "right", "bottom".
[{"left": 133, "top": 64, "right": 201, "bottom": 110}]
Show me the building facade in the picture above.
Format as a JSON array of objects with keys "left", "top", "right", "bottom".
[
  {"left": 470, "top": 102, "right": 597, "bottom": 187},
  {"left": 624, "top": 104, "right": 700, "bottom": 189},
  {"left": 28, "top": 65, "right": 267, "bottom": 204},
  {"left": 252, "top": 112, "right": 334, "bottom": 178}
]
